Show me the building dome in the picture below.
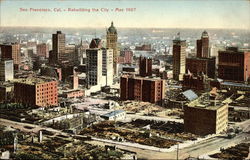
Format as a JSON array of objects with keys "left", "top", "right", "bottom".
[
  {"left": 107, "top": 21, "right": 117, "bottom": 34},
  {"left": 202, "top": 30, "right": 208, "bottom": 37}
]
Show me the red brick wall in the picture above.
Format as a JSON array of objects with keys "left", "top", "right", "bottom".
[{"left": 184, "top": 106, "right": 217, "bottom": 135}]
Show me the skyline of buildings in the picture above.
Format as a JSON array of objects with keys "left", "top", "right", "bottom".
[
  {"left": 0, "top": 19, "right": 249, "bottom": 159},
  {"left": 1, "top": 0, "right": 249, "bottom": 29}
]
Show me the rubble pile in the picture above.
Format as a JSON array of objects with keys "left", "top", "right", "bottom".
[
  {"left": 81, "top": 121, "right": 178, "bottom": 148},
  {"left": 210, "top": 143, "right": 250, "bottom": 160}
]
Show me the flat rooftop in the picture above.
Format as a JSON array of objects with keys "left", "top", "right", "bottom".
[
  {"left": 101, "top": 110, "right": 125, "bottom": 118},
  {"left": 14, "top": 76, "right": 56, "bottom": 85},
  {"left": 121, "top": 75, "right": 163, "bottom": 81},
  {"left": 221, "top": 81, "right": 250, "bottom": 88},
  {"left": 187, "top": 57, "right": 215, "bottom": 60},
  {"left": 186, "top": 94, "right": 226, "bottom": 110},
  {"left": 63, "top": 89, "right": 83, "bottom": 93}
]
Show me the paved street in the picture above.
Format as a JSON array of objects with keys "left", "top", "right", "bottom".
[
  {"left": 127, "top": 114, "right": 183, "bottom": 123},
  {"left": 0, "top": 118, "right": 249, "bottom": 159}
]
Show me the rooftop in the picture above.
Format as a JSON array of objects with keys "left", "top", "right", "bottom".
[
  {"left": 219, "top": 47, "right": 250, "bottom": 54},
  {"left": 121, "top": 75, "right": 163, "bottom": 81},
  {"left": 63, "top": 89, "right": 83, "bottom": 94},
  {"left": 186, "top": 94, "right": 226, "bottom": 110},
  {"left": 14, "top": 76, "right": 57, "bottom": 85},
  {"left": 221, "top": 81, "right": 250, "bottom": 88},
  {"left": 201, "top": 30, "right": 209, "bottom": 37},
  {"left": 107, "top": 21, "right": 117, "bottom": 34},
  {"left": 187, "top": 57, "right": 216, "bottom": 61},
  {"left": 182, "top": 90, "right": 198, "bottom": 101},
  {"left": 101, "top": 110, "right": 125, "bottom": 118},
  {"left": 89, "top": 38, "right": 102, "bottom": 49}
]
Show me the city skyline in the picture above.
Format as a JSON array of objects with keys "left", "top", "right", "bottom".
[{"left": 0, "top": 0, "right": 249, "bottom": 29}]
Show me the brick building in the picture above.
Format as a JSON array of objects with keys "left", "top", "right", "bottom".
[
  {"left": 118, "top": 49, "right": 133, "bottom": 64},
  {"left": 218, "top": 47, "right": 250, "bottom": 82},
  {"left": 186, "top": 57, "right": 216, "bottom": 78},
  {"left": 40, "top": 66, "right": 62, "bottom": 81},
  {"left": 120, "top": 75, "right": 165, "bottom": 103},
  {"left": 139, "top": 56, "right": 152, "bottom": 77},
  {"left": 69, "top": 75, "right": 79, "bottom": 90},
  {"left": 186, "top": 31, "right": 216, "bottom": 79},
  {"left": 62, "top": 89, "right": 84, "bottom": 99},
  {"left": 182, "top": 74, "right": 207, "bottom": 90},
  {"left": 14, "top": 77, "right": 58, "bottom": 107},
  {"left": 0, "top": 43, "right": 21, "bottom": 65},
  {"left": 184, "top": 96, "right": 228, "bottom": 136},
  {"left": 0, "top": 84, "right": 14, "bottom": 103},
  {"left": 37, "top": 43, "right": 49, "bottom": 58}
]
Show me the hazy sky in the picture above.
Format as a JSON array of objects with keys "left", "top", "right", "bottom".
[{"left": 0, "top": 0, "right": 249, "bottom": 29}]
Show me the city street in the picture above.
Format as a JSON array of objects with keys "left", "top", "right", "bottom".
[{"left": 1, "top": 118, "right": 249, "bottom": 159}]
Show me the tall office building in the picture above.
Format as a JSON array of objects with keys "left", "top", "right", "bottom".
[
  {"left": 106, "top": 22, "right": 118, "bottom": 75},
  {"left": 37, "top": 43, "right": 49, "bottom": 58},
  {"left": 186, "top": 57, "right": 216, "bottom": 78},
  {"left": 186, "top": 31, "right": 216, "bottom": 78},
  {"left": 50, "top": 31, "right": 66, "bottom": 64},
  {"left": 118, "top": 49, "right": 133, "bottom": 64},
  {"left": 139, "top": 56, "right": 152, "bottom": 77},
  {"left": 197, "top": 31, "right": 209, "bottom": 58},
  {"left": 102, "top": 48, "right": 113, "bottom": 86},
  {"left": 77, "top": 40, "right": 89, "bottom": 66},
  {"left": 172, "top": 33, "right": 186, "bottom": 81},
  {"left": 86, "top": 38, "right": 113, "bottom": 88},
  {"left": 218, "top": 47, "right": 250, "bottom": 82},
  {"left": 0, "top": 59, "right": 14, "bottom": 81},
  {"left": 86, "top": 49, "right": 102, "bottom": 87},
  {"left": 86, "top": 39, "right": 103, "bottom": 87},
  {"left": 0, "top": 43, "right": 21, "bottom": 65},
  {"left": 64, "top": 44, "right": 78, "bottom": 65}
]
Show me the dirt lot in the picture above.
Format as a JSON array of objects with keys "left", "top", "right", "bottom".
[
  {"left": 210, "top": 143, "right": 250, "bottom": 160},
  {"left": 229, "top": 109, "right": 249, "bottom": 122},
  {"left": 119, "top": 119, "right": 197, "bottom": 141},
  {"left": 81, "top": 120, "right": 198, "bottom": 148},
  {"left": 230, "top": 94, "right": 250, "bottom": 108},
  {"left": 14, "top": 132, "right": 125, "bottom": 160},
  {"left": 121, "top": 101, "right": 164, "bottom": 113},
  {"left": 120, "top": 101, "right": 184, "bottom": 119}
]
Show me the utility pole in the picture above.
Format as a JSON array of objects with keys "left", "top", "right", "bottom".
[
  {"left": 248, "top": 104, "right": 250, "bottom": 119},
  {"left": 176, "top": 143, "right": 179, "bottom": 160}
]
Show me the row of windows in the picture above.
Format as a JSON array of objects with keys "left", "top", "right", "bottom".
[
  {"left": 37, "top": 91, "right": 57, "bottom": 96},
  {"left": 37, "top": 94, "right": 57, "bottom": 98},
  {"left": 37, "top": 97, "right": 57, "bottom": 101},
  {"left": 37, "top": 100, "right": 57, "bottom": 104},
  {"left": 37, "top": 83, "right": 56, "bottom": 88},
  {"left": 37, "top": 87, "right": 55, "bottom": 91}
]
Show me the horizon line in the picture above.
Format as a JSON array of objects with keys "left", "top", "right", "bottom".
[{"left": 1, "top": 25, "right": 250, "bottom": 30}]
